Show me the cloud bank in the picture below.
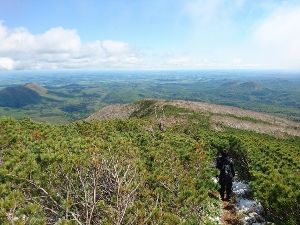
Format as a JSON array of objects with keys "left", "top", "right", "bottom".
[
  {"left": 0, "top": 23, "right": 141, "bottom": 70},
  {"left": 0, "top": 57, "right": 14, "bottom": 70}
]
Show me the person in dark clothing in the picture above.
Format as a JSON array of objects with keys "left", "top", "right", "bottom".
[{"left": 216, "top": 149, "right": 235, "bottom": 200}]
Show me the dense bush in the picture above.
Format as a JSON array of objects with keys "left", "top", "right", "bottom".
[{"left": 0, "top": 117, "right": 218, "bottom": 224}]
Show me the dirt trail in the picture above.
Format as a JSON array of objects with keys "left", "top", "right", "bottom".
[{"left": 221, "top": 200, "right": 239, "bottom": 225}]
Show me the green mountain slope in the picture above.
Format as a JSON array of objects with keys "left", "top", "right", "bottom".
[
  {"left": 0, "top": 85, "right": 43, "bottom": 107},
  {"left": 0, "top": 100, "right": 299, "bottom": 224}
]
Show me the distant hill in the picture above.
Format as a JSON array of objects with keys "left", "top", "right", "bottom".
[
  {"left": 220, "top": 81, "right": 240, "bottom": 88},
  {"left": 238, "top": 81, "right": 263, "bottom": 91},
  {"left": 0, "top": 83, "right": 46, "bottom": 108},
  {"left": 24, "top": 82, "right": 47, "bottom": 95},
  {"left": 221, "top": 81, "right": 263, "bottom": 91}
]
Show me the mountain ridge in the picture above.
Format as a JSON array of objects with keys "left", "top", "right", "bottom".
[
  {"left": 0, "top": 83, "right": 47, "bottom": 108},
  {"left": 24, "top": 82, "right": 48, "bottom": 95},
  {"left": 86, "top": 100, "right": 300, "bottom": 137}
]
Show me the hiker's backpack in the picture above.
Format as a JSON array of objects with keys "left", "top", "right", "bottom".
[{"left": 222, "top": 160, "right": 233, "bottom": 180}]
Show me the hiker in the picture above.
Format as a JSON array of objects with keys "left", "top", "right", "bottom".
[
  {"left": 158, "top": 120, "right": 165, "bottom": 132},
  {"left": 216, "top": 149, "right": 235, "bottom": 200}
]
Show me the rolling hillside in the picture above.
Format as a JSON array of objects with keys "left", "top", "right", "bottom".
[
  {"left": 24, "top": 82, "right": 48, "bottom": 95},
  {"left": 0, "top": 84, "right": 44, "bottom": 107}
]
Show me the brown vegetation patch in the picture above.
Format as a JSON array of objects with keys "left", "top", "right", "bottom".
[
  {"left": 221, "top": 201, "right": 242, "bottom": 225},
  {"left": 164, "top": 100, "right": 300, "bottom": 137},
  {"left": 85, "top": 104, "right": 138, "bottom": 121},
  {"left": 210, "top": 115, "right": 300, "bottom": 137}
]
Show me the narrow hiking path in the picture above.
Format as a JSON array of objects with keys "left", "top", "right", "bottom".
[
  {"left": 233, "top": 180, "right": 267, "bottom": 224},
  {"left": 219, "top": 179, "right": 268, "bottom": 225},
  {"left": 221, "top": 200, "right": 238, "bottom": 225}
]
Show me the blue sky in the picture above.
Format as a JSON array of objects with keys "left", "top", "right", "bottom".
[{"left": 0, "top": 0, "right": 300, "bottom": 70}]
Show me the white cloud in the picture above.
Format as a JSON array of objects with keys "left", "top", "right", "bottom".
[
  {"left": 251, "top": 6, "right": 300, "bottom": 68},
  {"left": 183, "top": 1, "right": 300, "bottom": 69},
  {"left": 36, "top": 27, "right": 81, "bottom": 54},
  {"left": 0, "top": 23, "right": 140, "bottom": 70},
  {"left": 0, "top": 57, "right": 14, "bottom": 70},
  {"left": 101, "top": 40, "right": 131, "bottom": 56}
]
